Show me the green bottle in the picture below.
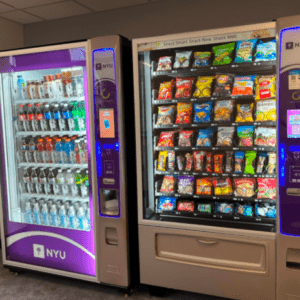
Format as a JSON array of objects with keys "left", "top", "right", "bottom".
[
  {"left": 71, "top": 102, "right": 80, "bottom": 131},
  {"left": 75, "top": 169, "right": 83, "bottom": 187},
  {"left": 78, "top": 102, "right": 86, "bottom": 131}
]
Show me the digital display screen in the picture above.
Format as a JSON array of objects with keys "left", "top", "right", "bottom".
[
  {"left": 287, "top": 110, "right": 300, "bottom": 138},
  {"left": 99, "top": 108, "right": 115, "bottom": 138}
]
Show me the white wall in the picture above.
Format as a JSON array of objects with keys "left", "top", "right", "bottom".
[
  {"left": 23, "top": 0, "right": 300, "bottom": 47},
  {"left": 0, "top": 17, "right": 24, "bottom": 50}
]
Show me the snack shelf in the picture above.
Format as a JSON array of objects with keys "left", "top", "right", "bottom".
[
  {"left": 19, "top": 162, "right": 88, "bottom": 169},
  {"left": 14, "top": 96, "right": 85, "bottom": 105},
  {"left": 155, "top": 146, "right": 277, "bottom": 152},
  {"left": 152, "top": 60, "right": 276, "bottom": 78},
  {"left": 21, "top": 193, "right": 89, "bottom": 202},
  {"left": 16, "top": 130, "right": 86, "bottom": 137}
]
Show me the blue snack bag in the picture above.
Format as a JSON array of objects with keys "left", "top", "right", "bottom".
[
  {"left": 196, "top": 127, "right": 215, "bottom": 147},
  {"left": 194, "top": 101, "right": 212, "bottom": 123},
  {"left": 236, "top": 203, "right": 253, "bottom": 217},
  {"left": 158, "top": 196, "right": 177, "bottom": 211},
  {"left": 255, "top": 39, "right": 276, "bottom": 62},
  {"left": 215, "top": 202, "right": 234, "bottom": 214},
  {"left": 234, "top": 39, "right": 258, "bottom": 63},
  {"left": 255, "top": 203, "right": 276, "bottom": 218},
  {"left": 234, "top": 151, "right": 245, "bottom": 173}
]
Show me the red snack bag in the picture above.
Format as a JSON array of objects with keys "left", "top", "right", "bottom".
[
  {"left": 175, "top": 77, "right": 195, "bottom": 98},
  {"left": 193, "top": 151, "right": 205, "bottom": 172},
  {"left": 157, "top": 131, "right": 176, "bottom": 147},
  {"left": 178, "top": 130, "right": 193, "bottom": 147},
  {"left": 175, "top": 102, "right": 193, "bottom": 124},
  {"left": 214, "top": 154, "right": 224, "bottom": 174},
  {"left": 160, "top": 175, "right": 176, "bottom": 193},
  {"left": 205, "top": 152, "right": 213, "bottom": 172},
  {"left": 257, "top": 178, "right": 276, "bottom": 199},
  {"left": 185, "top": 153, "right": 193, "bottom": 171},
  {"left": 158, "top": 80, "right": 175, "bottom": 100},
  {"left": 196, "top": 178, "right": 213, "bottom": 195},
  {"left": 177, "top": 201, "right": 194, "bottom": 212}
]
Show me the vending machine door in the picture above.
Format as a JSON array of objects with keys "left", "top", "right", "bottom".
[{"left": 0, "top": 43, "right": 97, "bottom": 280}]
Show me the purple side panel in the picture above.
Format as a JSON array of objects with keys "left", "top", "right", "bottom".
[{"left": 0, "top": 47, "right": 96, "bottom": 276}]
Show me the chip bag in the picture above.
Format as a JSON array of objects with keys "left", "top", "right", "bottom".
[
  {"left": 157, "top": 131, "right": 176, "bottom": 147},
  {"left": 197, "top": 203, "right": 212, "bottom": 213},
  {"left": 194, "top": 101, "right": 212, "bottom": 123},
  {"left": 232, "top": 75, "right": 256, "bottom": 96},
  {"left": 256, "top": 152, "right": 267, "bottom": 173},
  {"left": 158, "top": 80, "right": 175, "bottom": 100},
  {"left": 175, "top": 77, "right": 195, "bottom": 98},
  {"left": 215, "top": 202, "right": 234, "bottom": 214},
  {"left": 212, "top": 74, "right": 234, "bottom": 97},
  {"left": 267, "top": 152, "right": 276, "bottom": 174},
  {"left": 205, "top": 152, "right": 213, "bottom": 172},
  {"left": 173, "top": 51, "right": 192, "bottom": 69},
  {"left": 177, "top": 155, "right": 184, "bottom": 171},
  {"left": 255, "top": 203, "right": 276, "bottom": 218},
  {"left": 193, "top": 151, "right": 205, "bottom": 172},
  {"left": 257, "top": 178, "right": 276, "bottom": 199},
  {"left": 244, "top": 151, "right": 257, "bottom": 174},
  {"left": 214, "top": 154, "right": 224, "bottom": 173},
  {"left": 237, "top": 126, "right": 254, "bottom": 147},
  {"left": 185, "top": 153, "right": 193, "bottom": 171},
  {"left": 212, "top": 43, "right": 235, "bottom": 66},
  {"left": 234, "top": 151, "right": 245, "bottom": 173},
  {"left": 193, "top": 52, "right": 211, "bottom": 67},
  {"left": 255, "top": 76, "right": 276, "bottom": 100},
  {"left": 178, "top": 176, "right": 195, "bottom": 195},
  {"left": 196, "top": 177, "right": 212, "bottom": 195},
  {"left": 157, "top": 151, "right": 168, "bottom": 171},
  {"left": 177, "top": 201, "right": 194, "bottom": 212},
  {"left": 255, "top": 40, "right": 276, "bottom": 62},
  {"left": 175, "top": 102, "right": 193, "bottom": 124},
  {"left": 156, "top": 105, "right": 175, "bottom": 125},
  {"left": 160, "top": 175, "right": 176, "bottom": 193},
  {"left": 225, "top": 151, "right": 234, "bottom": 173},
  {"left": 255, "top": 100, "right": 277, "bottom": 122},
  {"left": 235, "top": 203, "right": 254, "bottom": 217},
  {"left": 235, "top": 103, "right": 254, "bottom": 122},
  {"left": 168, "top": 151, "right": 175, "bottom": 171},
  {"left": 234, "top": 39, "right": 258, "bottom": 63},
  {"left": 158, "top": 196, "right": 176, "bottom": 211},
  {"left": 193, "top": 76, "right": 214, "bottom": 98},
  {"left": 213, "top": 178, "right": 233, "bottom": 196},
  {"left": 178, "top": 130, "right": 193, "bottom": 147},
  {"left": 157, "top": 56, "right": 172, "bottom": 71},
  {"left": 214, "top": 100, "right": 234, "bottom": 122},
  {"left": 234, "top": 178, "right": 256, "bottom": 198},
  {"left": 254, "top": 127, "right": 276, "bottom": 147},
  {"left": 216, "top": 127, "right": 235, "bottom": 146},
  {"left": 196, "top": 128, "right": 215, "bottom": 147}
]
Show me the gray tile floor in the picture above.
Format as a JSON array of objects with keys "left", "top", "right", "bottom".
[{"left": 0, "top": 250, "right": 227, "bottom": 300}]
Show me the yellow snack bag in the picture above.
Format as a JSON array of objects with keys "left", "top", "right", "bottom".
[
  {"left": 193, "top": 76, "right": 214, "bottom": 98},
  {"left": 255, "top": 99, "right": 277, "bottom": 122},
  {"left": 235, "top": 103, "right": 254, "bottom": 122},
  {"left": 255, "top": 75, "right": 276, "bottom": 100},
  {"left": 157, "top": 151, "right": 168, "bottom": 171}
]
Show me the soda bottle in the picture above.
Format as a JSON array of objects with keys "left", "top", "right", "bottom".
[
  {"left": 45, "top": 168, "right": 55, "bottom": 195},
  {"left": 23, "top": 168, "right": 31, "bottom": 193},
  {"left": 29, "top": 168, "right": 38, "bottom": 194},
  {"left": 17, "top": 75, "right": 26, "bottom": 100},
  {"left": 19, "top": 138, "right": 28, "bottom": 163},
  {"left": 78, "top": 102, "right": 86, "bottom": 131},
  {"left": 45, "top": 138, "right": 54, "bottom": 163},
  {"left": 49, "top": 105, "right": 58, "bottom": 131},
  {"left": 71, "top": 102, "right": 79, "bottom": 131},
  {"left": 37, "top": 168, "right": 46, "bottom": 194},
  {"left": 62, "top": 104, "right": 72, "bottom": 131},
  {"left": 25, "top": 138, "right": 35, "bottom": 163},
  {"left": 42, "top": 104, "right": 51, "bottom": 131},
  {"left": 74, "top": 139, "right": 82, "bottom": 164},
  {"left": 33, "top": 103, "right": 44, "bottom": 131},
  {"left": 54, "top": 138, "right": 63, "bottom": 164},
  {"left": 58, "top": 107, "right": 67, "bottom": 132},
  {"left": 36, "top": 138, "right": 45, "bottom": 163},
  {"left": 26, "top": 104, "right": 35, "bottom": 132},
  {"left": 18, "top": 104, "right": 27, "bottom": 132},
  {"left": 64, "top": 138, "right": 73, "bottom": 164}
]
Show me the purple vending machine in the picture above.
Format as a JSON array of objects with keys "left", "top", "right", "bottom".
[{"left": 0, "top": 36, "right": 136, "bottom": 288}]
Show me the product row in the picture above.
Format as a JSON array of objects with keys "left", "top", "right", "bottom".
[
  {"left": 18, "top": 136, "right": 88, "bottom": 165},
  {"left": 15, "top": 68, "right": 83, "bottom": 101},
  {"left": 156, "top": 150, "right": 276, "bottom": 175},
  {"left": 16, "top": 101, "right": 86, "bottom": 132},
  {"left": 23, "top": 198, "right": 90, "bottom": 231},
  {"left": 157, "top": 176, "right": 276, "bottom": 199},
  {"left": 21, "top": 167, "right": 89, "bottom": 197},
  {"left": 155, "top": 99, "right": 276, "bottom": 125},
  {"left": 156, "top": 126, "right": 276, "bottom": 148},
  {"left": 156, "top": 75, "right": 275, "bottom": 100},
  {"left": 155, "top": 40, "right": 276, "bottom": 71},
  {"left": 157, "top": 196, "right": 276, "bottom": 219}
]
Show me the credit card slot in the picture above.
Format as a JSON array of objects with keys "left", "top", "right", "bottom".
[{"left": 287, "top": 188, "right": 300, "bottom": 196}]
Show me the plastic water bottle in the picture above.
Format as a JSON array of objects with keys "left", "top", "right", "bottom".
[
  {"left": 30, "top": 199, "right": 37, "bottom": 222},
  {"left": 82, "top": 202, "right": 89, "bottom": 230},
  {"left": 68, "top": 204, "right": 76, "bottom": 229},
  {"left": 66, "top": 169, "right": 76, "bottom": 194},
  {"left": 50, "top": 203, "right": 59, "bottom": 227},
  {"left": 59, "top": 202, "right": 68, "bottom": 228},
  {"left": 33, "top": 202, "right": 41, "bottom": 224},
  {"left": 41, "top": 202, "right": 50, "bottom": 225},
  {"left": 74, "top": 201, "right": 80, "bottom": 229},
  {"left": 25, "top": 200, "right": 33, "bottom": 223},
  {"left": 54, "top": 169, "right": 64, "bottom": 196},
  {"left": 17, "top": 75, "right": 26, "bottom": 100},
  {"left": 45, "top": 168, "right": 55, "bottom": 195},
  {"left": 77, "top": 205, "right": 87, "bottom": 230},
  {"left": 80, "top": 169, "right": 89, "bottom": 198},
  {"left": 74, "top": 139, "right": 82, "bottom": 164}
]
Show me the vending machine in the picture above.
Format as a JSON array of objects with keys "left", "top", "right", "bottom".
[
  {"left": 277, "top": 15, "right": 300, "bottom": 300},
  {"left": 0, "top": 35, "right": 137, "bottom": 289},
  {"left": 133, "top": 23, "right": 277, "bottom": 300}
]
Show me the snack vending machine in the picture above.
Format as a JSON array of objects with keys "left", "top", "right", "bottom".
[
  {"left": 133, "top": 23, "right": 277, "bottom": 300},
  {"left": 0, "top": 35, "right": 137, "bottom": 288}
]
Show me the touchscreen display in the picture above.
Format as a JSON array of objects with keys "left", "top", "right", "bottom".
[
  {"left": 287, "top": 110, "right": 300, "bottom": 138},
  {"left": 99, "top": 108, "right": 115, "bottom": 138}
]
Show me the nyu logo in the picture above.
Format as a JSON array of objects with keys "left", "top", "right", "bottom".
[
  {"left": 95, "top": 63, "right": 113, "bottom": 70},
  {"left": 33, "top": 244, "right": 66, "bottom": 260},
  {"left": 286, "top": 42, "right": 300, "bottom": 50}
]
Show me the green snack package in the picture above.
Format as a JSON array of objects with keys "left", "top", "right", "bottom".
[
  {"left": 244, "top": 151, "right": 257, "bottom": 175},
  {"left": 212, "top": 43, "right": 235, "bottom": 66}
]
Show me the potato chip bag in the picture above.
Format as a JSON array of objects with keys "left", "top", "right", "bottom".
[
  {"left": 213, "top": 178, "right": 233, "bottom": 196},
  {"left": 235, "top": 103, "right": 254, "bottom": 122},
  {"left": 254, "top": 127, "right": 276, "bottom": 147},
  {"left": 234, "top": 178, "right": 256, "bottom": 198},
  {"left": 212, "top": 74, "right": 234, "bottom": 97},
  {"left": 255, "top": 203, "right": 276, "bottom": 218},
  {"left": 178, "top": 176, "right": 195, "bottom": 195},
  {"left": 255, "top": 40, "right": 276, "bottom": 62},
  {"left": 194, "top": 101, "right": 212, "bottom": 123},
  {"left": 216, "top": 127, "right": 235, "bottom": 146},
  {"left": 157, "top": 151, "right": 168, "bottom": 171},
  {"left": 193, "top": 76, "right": 214, "bottom": 98},
  {"left": 196, "top": 128, "right": 215, "bottom": 147},
  {"left": 232, "top": 75, "right": 256, "bottom": 96},
  {"left": 212, "top": 43, "right": 235, "bottom": 66},
  {"left": 173, "top": 51, "right": 192, "bottom": 69},
  {"left": 156, "top": 105, "right": 175, "bottom": 125},
  {"left": 160, "top": 175, "right": 176, "bottom": 193},
  {"left": 214, "top": 154, "right": 224, "bottom": 173},
  {"left": 185, "top": 153, "right": 193, "bottom": 171},
  {"left": 158, "top": 196, "right": 176, "bottom": 211},
  {"left": 193, "top": 52, "right": 211, "bottom": 67},
  {"left": 193, "top": 151, "right": 205, "bottom": 172},
  {"left": 215, "top": 202, "right": 234, "bottom": 214},
  {"left": 175, "top": 77, "right": 195, "bottom": 99},
  {"left": 196, "top": 177, "right": 212, "bottom": 195},
  {"left": 255, "top": 100, "right": 276, "bottom": 122},
  {"left": 255, "top": 75, "right": 276, "bottom": 100},
  {"left": 267, "top": 152, "right": 276, "bottom": 174},
  {"left": 157, "top": 131, "right": 176, "bottom": 147},
  {"left": 214, "top": 100, "right": 234, "bottom": 122},
  {"left": 157, "top": 56, "right": 172, "bottom": 71},
  {"left": 178, "top": 130, "right": 193, "bottom": 147},
  {"left": 257, "top": 178, "right": 276, "bottom": 199},
  {"left": 175, "top": 102, "right": 192, "bottom": 124},
  {"left": 235, "top": 203, "right": 254, "bottom": 216},
  {"left": 158, "top": 80, "right": 175, "bottom": 100},
  {"left": 177, "top": 201, "right": 194, "bottom": 212},
  {"left": 237, "top": 126, "right": 254, "bottom": 147},
  {"left": 234, "top": 39, "right": 257, "bottom": 63}
]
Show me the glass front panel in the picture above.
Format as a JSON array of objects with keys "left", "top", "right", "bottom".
[{"left": 137, "top": 29, "right": 277, "bottom": 232}]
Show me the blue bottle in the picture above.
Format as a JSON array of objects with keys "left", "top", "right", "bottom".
[
  {"left": 55, "top": 138, "right": 64, "bottom": 164},
  {"left": 25, "top": 201, "right": 33, "bottom": 224},
  {"left": 64, "top": 138, "right": 74, "bottom": 164},
  {"left": 17, "top": 75, "right": 25, "bottom": 100}
]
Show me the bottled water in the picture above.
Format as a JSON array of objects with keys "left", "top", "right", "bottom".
[
  {"left": 41, "top": 202, "right": 50, "bottom": 225},
  {"left": 50, "top": 203, "right": 59, "bottom": 227},
  {"left": 54, "top": 169, "right": 65, "bottom": 196},
  {"left": 25, "top": 201, "right": 33, "bottom": 224},
  {"left": 59, "top": 202, "right": 68, "bottom": 228},
  {"left": 77, "top": 205, "right": 87, "bottom": 230},
  {"left": 33, "top": 202, "right": 41, "bottom": 224},
  {"left": 68, "top": 204, "right": 77, "bottom": 229}
]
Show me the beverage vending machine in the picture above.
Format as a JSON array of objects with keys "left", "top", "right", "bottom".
[
  {"left": 0, "top": 35, "right": 137, "bottom": 288},
  {"left": 133, "top": 23, "right": 277, "bottom": 300}
]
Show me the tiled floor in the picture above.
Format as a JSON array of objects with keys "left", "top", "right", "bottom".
[{"left": 0, "top": 250, "right": 227, "bottom": 300}]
